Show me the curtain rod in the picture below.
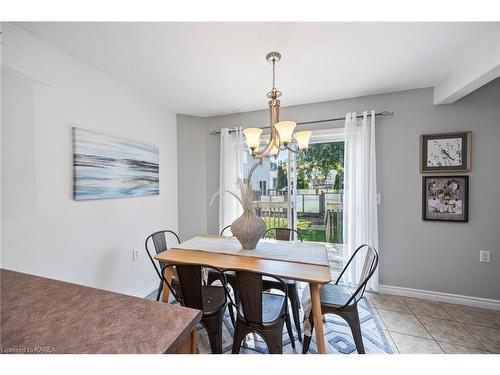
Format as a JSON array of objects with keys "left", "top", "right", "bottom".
[{"left": 209, "top": 111, "right": 394, "bottom": 135}]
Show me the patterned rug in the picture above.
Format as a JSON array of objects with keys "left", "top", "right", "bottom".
[{"left": 195, "top": 292, "right": 392, "bottom": 354}]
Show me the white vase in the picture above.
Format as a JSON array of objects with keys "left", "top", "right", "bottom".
[{"left": 231, "top": 209, "right": 266, "bottom": 250}]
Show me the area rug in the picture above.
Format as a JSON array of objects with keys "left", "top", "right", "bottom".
[{"left": 195, "top": 296, "right": 392, "bottom": 354}]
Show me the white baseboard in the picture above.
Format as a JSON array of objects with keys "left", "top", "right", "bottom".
[
  {"left": 136, "top": 281, "right": 159, "bottom": 299},
  {"left": 378, "top": 284, "right": 500, "bottom": 311}
]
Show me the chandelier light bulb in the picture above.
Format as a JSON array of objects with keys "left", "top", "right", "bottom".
[
  {"left": 243, "top": 128, "right": 263, "bottom": 149},
  {"left": 275, "top": 121, "right": 296, "bottom": 144},
  {"left": 294, "top": 131, "right": 312, "bottom": 150}
]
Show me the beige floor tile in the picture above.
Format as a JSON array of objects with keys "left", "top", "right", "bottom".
[
  {"left": 382, "top": 330, "right": 399, "bottom": 354},
  {"left": 402, "top": 297, "right": 454, "bottom": 320},
  {"left": 369, "top": 294, "right": 411, "bottom": 313},
  {"left": 418, "top": 316, "right": 485, "bottom": 350},
  {"left": 390, "top": 332, "right": 443, "bottom": 354},
  {"left": 440, "top": 303, "right": 500, "bottom": 329},
  {"left": 462, "top": 323, "right": 500, "bottom": 353},
  {"left": 378, "top": 309, "right": 431, "bottom": 338},
  {"left": 372, "top": 309, "right": 387, "bottom": 330},
  {"left": 438, "top": 341, "right": 489, "bottom": 354}
]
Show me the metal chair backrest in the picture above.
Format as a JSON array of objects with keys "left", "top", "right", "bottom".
[
  {"left": 224, "top": 269, "right": 288, "bottom": 326},
  {"left": 336, "top": 244, "right": 378, "bottom": 308},
  {"left": 144, "top": 230, "right": 180, "bottom": 280},
  {"left": 162, "top": 263, "right": 226, "bottom": 311},
  {"left": 264, "top": 227, "right": 303, "bottom": 242},
  {"left": 220, "top": 225, "right": 232, "bottom": 236}
]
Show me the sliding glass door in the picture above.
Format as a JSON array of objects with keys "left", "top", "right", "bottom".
[
  {"left": 292, "top": 138, "right": 344, "bottom": 244},
  {"left": 243, "top": 128, "right": 344, "bottom": 245}
]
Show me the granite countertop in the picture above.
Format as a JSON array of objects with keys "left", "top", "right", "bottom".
[{"left": 0, "top": 268, "right": 201, "bottom": 354}]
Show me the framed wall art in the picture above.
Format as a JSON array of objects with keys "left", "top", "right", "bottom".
[
  {"left": 420, "top": 131, "right": 471, "bottom": 172},
  {"left": 422, "top": 175, "right": 469, "bottom": 222},
  {"left": 73, "top": 127, "right": 159, "bottom": 200}
]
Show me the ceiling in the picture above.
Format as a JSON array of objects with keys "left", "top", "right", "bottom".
[{"left": 16, "top": 22, "right": 499, "bottom": 117}]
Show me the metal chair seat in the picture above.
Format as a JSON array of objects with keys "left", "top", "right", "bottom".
[
  {"left": 202, "top": 285, "right": 227, "bottom": 316},
  {"left": 238, "top": 292, "right": 286, "bottom": 324},
  {"left": 319, "top": 284, "right": 356, "bottom": 308}
]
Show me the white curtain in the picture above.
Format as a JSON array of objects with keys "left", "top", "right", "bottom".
[
  {"left": 343, "top": 111, "right": 379, "bottom": 291},
  {"left": 219, "top": 127, "right": 244, "bottom": 233}
]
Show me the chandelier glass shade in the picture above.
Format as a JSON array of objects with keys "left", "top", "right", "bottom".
[
  {"left": 294, "top": 130, "right": 312, "bottom": 150},
  {"left": 243, "top": 52, "right": 311, "bottom": 159},
  {"left": 242, "top": 128, "right": 263, "bottom": 149}
]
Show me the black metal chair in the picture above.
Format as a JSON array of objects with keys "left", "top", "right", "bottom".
[
  {"left": 162, "top": 263, "right": 228, "bottom": 354},
  {"left": 262, "top": 227, "right": 304, "bottom": 342},
  {"left": 223, "top": 269, "right": 295, "bottom": 354},
  {"left": 220, "top": 225, "right": 232, "bottom": 236},
  {"left": 144, "top": 230, "right": 181, "bottom": 301},
  {"left": 264, "top": 227, "right": 303, "bottom": 242},
  {"left": 302, "top": 244, "right": 379, "bottom": 354},
  {"left": 206, "top": 225, "right": 238, "bottom": 327}
]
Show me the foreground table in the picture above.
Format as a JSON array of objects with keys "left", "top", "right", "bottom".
[
  {"left": 0, "top": 269, "right": 201, "bottom": 354},
  {"left": 155, "top": 235, "right": 332, "bottom": 354}
]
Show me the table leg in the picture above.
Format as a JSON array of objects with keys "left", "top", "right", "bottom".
[
  {"left": 161, "top": 266, "right": 174, "bottom": 303},
  {"left": 309, "top": 283, "right": 326, "bottom": 354},
  {"left": 190, "top": 330, "right": 197, "bottom": 354},
  {"left": 176, "top": 330, "right": 196, "bottom": 354}
]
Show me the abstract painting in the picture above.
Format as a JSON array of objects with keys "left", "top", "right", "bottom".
[
  {"left": 422, "top": 175, "right": 468, "bottom": 222},
  {"left": 420, "top": 131, "right": 471, "bottom": 172},
  {"left": 73, "top": 127, "right": 159, "bottom": 200}
]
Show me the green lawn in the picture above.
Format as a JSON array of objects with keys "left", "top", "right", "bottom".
[{"left": 261, "top": 217, "right": 326, "bottom": 242}]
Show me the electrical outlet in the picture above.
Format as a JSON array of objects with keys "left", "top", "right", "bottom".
[
  {"left": 132, "top": 250, "right": 140, "bottom": 261},
  {"left": 377, "top": 193, "right": 382, "bottom": 205},
  {"left": 480, "top": 250, "right": 490, "bottom": 263}
]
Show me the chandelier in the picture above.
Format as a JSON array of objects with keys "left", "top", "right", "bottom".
[{"left": 243, "top": 52, "right": 311, "bottom": 159}]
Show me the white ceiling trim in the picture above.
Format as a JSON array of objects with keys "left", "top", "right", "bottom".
[{"left": 433, "top": 24, "right": 500, "bottom": 104}]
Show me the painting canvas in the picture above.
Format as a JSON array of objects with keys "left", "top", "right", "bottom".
[
  {"left": 422, "top": 175, "right": 468, "bottom": 222},
  {"left": 420, "top": 131, "right": 471, "bottom": 172},
  {"left": 73, "top": 127, "right": 159, "bottom": 200}
]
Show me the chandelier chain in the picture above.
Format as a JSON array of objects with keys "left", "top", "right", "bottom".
[{"left": 272, "top": 58, "right": 276, "bottom": 89}]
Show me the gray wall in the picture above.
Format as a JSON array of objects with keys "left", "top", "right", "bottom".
[
  {"left": 177, "top": 114, "right": 209, "bottom": 240},
  {"left": 177, "top": 80, "right": 500, "bottom": 300}
]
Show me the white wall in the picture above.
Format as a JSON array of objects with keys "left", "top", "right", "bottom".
[
  {"left": 178, "top": 81, "right": 500, "bottom": 301},
  {"left": 1, "top": 23, "right": 178, "bottom": 296}
]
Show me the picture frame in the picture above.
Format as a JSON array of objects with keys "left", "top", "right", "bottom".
[
  {"left": 420, "top": 131, "right": 471, "bottom": 172},
  {"left": 422, "top": 175, "right": 469, "bottom": 222},
  {"left": 73, "top": 127, "right": 159, "bottom": 200}
]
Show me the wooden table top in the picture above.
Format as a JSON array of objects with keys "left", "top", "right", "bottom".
[
  {"left": 155, "top": 236, "right": 332, "bottom": 284},
  {"left": 0, "top": 269, "right": 202, "bottom": 354}
]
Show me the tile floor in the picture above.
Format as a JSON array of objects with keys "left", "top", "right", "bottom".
[{"left": 364, "top": 292, "right": 500, "bottom": 354}]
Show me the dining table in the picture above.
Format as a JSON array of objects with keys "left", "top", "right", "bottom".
[{"left": 154, "top": 235, "right": 332, "bottom": 354}]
